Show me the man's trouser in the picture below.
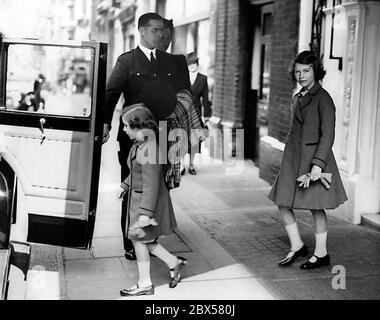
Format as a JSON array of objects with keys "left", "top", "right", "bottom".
[{"left": 118, "top": 135, "right": 134, "bottom": 252}]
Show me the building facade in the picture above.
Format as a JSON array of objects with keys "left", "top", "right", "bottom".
[
  {"left": 210, "top": 0, "right": 380, "bottom": 225},
  {"left": 89, "top": 0, "right": 380, "bottom": 225}
]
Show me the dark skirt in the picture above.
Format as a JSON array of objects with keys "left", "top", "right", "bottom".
[{"left": 268, "top": 142, "right": 348, "bottom": 210}]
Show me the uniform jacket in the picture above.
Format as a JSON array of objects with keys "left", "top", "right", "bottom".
[
  {"left": 103, "top": 47, "right": 190, "bottom": 141},
  {"left": 102, "top": 46, "right": 190, "bottom": 175},
  {"left": 121, "top": 139, "right": 177, "bottom": 241},
  {"left": 190, "top": 72, "right": 212, "bottom": 118},
  {"left": 268, "top": 82, "right": 347, "bottom": 210}
]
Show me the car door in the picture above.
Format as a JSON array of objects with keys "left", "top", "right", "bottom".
[{"left": 0, "top": 37, "right": 107, "bottom": 249}]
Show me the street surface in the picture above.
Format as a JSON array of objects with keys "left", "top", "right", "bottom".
[{"left": 6, "top": 108, "right": 380, "bottom": 300}]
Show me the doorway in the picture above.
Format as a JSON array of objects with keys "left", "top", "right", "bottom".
[{"left": 245, "top": 2, "right": 273, "bottom": 166}]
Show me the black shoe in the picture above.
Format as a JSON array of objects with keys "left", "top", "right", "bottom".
[
  {"left": 169, "top": 256, "right": 188, "bottom": 288},
  {"left": 120, "top": 284, "right": 155, "bottom": 296},
  {"left": 188, "top": 166, "right": 196, "bottom": 175},
  {"left": 278, "top": 245, "right": 309, "bottom": 267},
  {"left": 300, "top": 254, "right": 330, "bottom": 270},
  {"left": 181, "top": 168, "right": 186, "bottom": 176},
  {"left": 124, "top": 249, "right": 136, "bottom": 261}
]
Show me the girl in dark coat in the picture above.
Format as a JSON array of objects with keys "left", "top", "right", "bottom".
[
  {"left": 118, "top": 104, "right": 187, "bottom": 296},
  {"left": 268, "top": 51, "right": 347, "bottom": 269}
]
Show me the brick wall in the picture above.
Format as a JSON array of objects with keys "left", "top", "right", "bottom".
[
  {"left": 211, "top": 0, "right": 252, "bottom": 160},
  {"left": 213, "top": 0, "right": 251, "bottom": 127},
  {"left": 268, "top": 0, "right": 300, "bottom": 142},
  {"left": 259, "top": 0, "right": 300, "bottom": 184},
  {"left": 213, "top": 0, "right": 227, "bottom": 121}
]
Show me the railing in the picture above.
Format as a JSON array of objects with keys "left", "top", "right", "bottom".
[{"left": 310, "top": 0, "right": 326, "bottom": 59}]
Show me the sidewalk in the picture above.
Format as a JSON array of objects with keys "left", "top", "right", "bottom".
[
  {"left": 51, "top": 110, "right": 380, "bottom": 300},
  {"left": 170, "top": 156, "right": 380, "bottom": 300},
  {"left": 58, "top": 139, "right": 274, "bottom": 300}
]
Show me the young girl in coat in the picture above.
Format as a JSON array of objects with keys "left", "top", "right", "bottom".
[
  {"left": 268, "top": 51, "right": 348, "bottom": 269},
  {"left": 117, "top": 103, "right": 187, "bottom": 296}
]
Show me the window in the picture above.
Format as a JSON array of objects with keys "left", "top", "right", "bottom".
[
  {"left": 5, "top": 44, "right": 94, "bottom": 117},
  {"left": 262, "top": 12, "right": 272, "bottom": 36}
]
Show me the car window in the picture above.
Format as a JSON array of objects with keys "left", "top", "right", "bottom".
[{"left": 5, "top": 44, "right": 94, "bottom": 117}]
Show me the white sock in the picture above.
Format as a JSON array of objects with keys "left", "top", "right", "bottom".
[
  {"left": 149, "top": 243, "right": 177, "bottom": 269},
  {"left": 314, "top": 231, "right": 328, "bottom": 258},
  {"left": 285, "top": 222, "right": 304, "bottom": 251},
  {"left": 137, "top": 261, "right": 152, "bottom": 287}
]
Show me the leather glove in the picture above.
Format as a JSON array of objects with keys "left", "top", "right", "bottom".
[
  {"left": 297, "top": 172, "right": 332, "bottom": 190},
  {"left": 128, "top": 217, "right": 158, "bottom": 238}
]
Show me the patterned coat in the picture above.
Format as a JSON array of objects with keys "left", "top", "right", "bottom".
[
  {"left": 121, "top": 139, "right": 177, "bottom": 241},
  {"left": 268, "top": 82, "right": 348, "bottom": 210}
]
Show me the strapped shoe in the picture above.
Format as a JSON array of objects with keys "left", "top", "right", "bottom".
[
  {"left": 120, "top": 283, "right": 155, "bottom": 297},
  {"left": 278, "top": 244, "right": 309, "bottom": 267},
  {"left": 124, "top": 249, "right": 136, "bottom": 261},
  {"left": 169, "top": 256, "right": 188, "bottom": 288},
  {"left": 188, "top": 166, "right": 196, "bottom": 175},
  {"left": 300, "top": 254, "right": 330, "bottom": 270}
]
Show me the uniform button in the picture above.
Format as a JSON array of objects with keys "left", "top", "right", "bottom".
[
  {"left": 168, "top": 73, "right": 172, "bottom": 76},
  {"left": 137, "top": 72, "right": 140, "bottom": 76},
  {"left": 153, "top": 73, "right": 157, "bottom": 77}
]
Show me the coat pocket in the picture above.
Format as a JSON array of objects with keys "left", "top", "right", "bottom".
[
  {"left": 303, "top": 132, "right": 320, "bottom": 146},
  {"left": 304, "top": 141, "right": 319, "bottom": 146},
  {"left": 129, "top": 71, "right": 151, "bottom": 91}
]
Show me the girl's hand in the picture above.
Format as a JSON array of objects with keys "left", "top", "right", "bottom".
[
  {"left": 310, "top": 165, "right": 322, "bottom": 181},
  {"left": 138, "top": 214, "right": 150, "bottom": 227},
  {"left": 117, "top": 187, "right": 127, "bottom": 200},
  {"left": 137, "top": 215, "right": 158, "bottom": 228}
]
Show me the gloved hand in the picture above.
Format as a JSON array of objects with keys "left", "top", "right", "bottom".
[
  {"left": 128, "top": 217, "right": 158, "bottom": 238},
  {"left": 297, "top": 172, "right": 332, "bottom": 190}
]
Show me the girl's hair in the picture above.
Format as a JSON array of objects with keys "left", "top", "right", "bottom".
[
  {"left": 289, "top": 50, "right": 326, "bottom": 83},
  {"left": 121, "top": 103, "right": 158, "bottom": 133}
]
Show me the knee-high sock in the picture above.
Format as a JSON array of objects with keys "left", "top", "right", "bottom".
[
  {"left": 314, "top": 231, "right": 327, "bottom": 257},
  {"left": 285, "top": 222, "right": 304, "bottom": 251},
  {"left": 148, "top": 243, "right": 177, "bottom": 269},
  {"left": 137, "top": 261, "right": 152, "bottom": 287}
]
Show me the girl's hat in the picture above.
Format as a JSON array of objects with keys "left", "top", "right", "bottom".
[
  {"left": 138, "top": 79, "right": 177, "bottom": 120},
  {"left": 121, "top": 103, "right": 156, "bottom": 123}
]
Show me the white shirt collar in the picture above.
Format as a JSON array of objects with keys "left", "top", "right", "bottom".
[{"left": 138, "top": 44, "right": 157, "bottom": 61}]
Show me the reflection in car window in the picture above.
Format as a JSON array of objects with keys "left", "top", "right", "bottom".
[{"left": 5, "top": 44, "right": 94, "bottom": 117}]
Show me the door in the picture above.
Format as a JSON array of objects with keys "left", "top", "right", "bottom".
[
  {"left": 0, "top": 38, "right": 107, "bottom": 249},
  {"left": 248, "top": 3, "right": 273, "bottom": 165}
]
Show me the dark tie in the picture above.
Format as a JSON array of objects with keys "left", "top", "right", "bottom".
[{"left": 150, "top": 51, "right": 158, "bottom": 72}]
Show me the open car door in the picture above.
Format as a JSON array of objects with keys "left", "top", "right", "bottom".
[{"left": 0, "top": 38, "right": 107, "bottom": 249}]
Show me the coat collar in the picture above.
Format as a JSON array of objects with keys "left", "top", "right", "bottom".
[
  {"left": 191, "top": 73, "right": 202, "bottom": 90},
  {"left": 129, "top": 140, "right": 145, "bottom": 161},
  {"left": 298, "top": 82, "right": 321, "bottom": 110},
  {"left": 138, "top": 44, "right": 157, "bottom": 61},
  {"left": 134, "top": 46, "right": 154, "bottom": 71}
]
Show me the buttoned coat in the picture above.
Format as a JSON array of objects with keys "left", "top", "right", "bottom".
[
  {"left": 121, "top": 139, "right": 177, "bottom": 241},
  {"left": 190, "top": 72, "right": 212, "bottom": 118},
  {"left": 268, "top": 83, "right": 347, "bottom": 209}
]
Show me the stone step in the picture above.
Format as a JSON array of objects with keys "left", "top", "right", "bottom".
[{"left": 361, "top": 213, "right": 380, "bottom": 232}]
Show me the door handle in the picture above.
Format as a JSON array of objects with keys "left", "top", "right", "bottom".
[{"left": 39, "top": 118, "right": 46, "bottom": 144}]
